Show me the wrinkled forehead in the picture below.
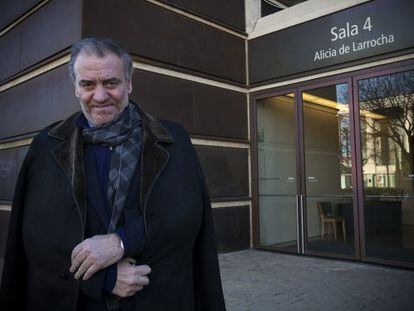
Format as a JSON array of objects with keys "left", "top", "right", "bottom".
[{"left": 73, "top": 51, "right": 125, "bottom": 79}]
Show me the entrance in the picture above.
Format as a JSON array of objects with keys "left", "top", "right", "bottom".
[{"left": 253, "top": 62, "right": 414, "bottom": 268}]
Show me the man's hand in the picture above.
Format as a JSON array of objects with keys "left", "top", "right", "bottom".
[
  {"left": 70, "top": 233, "right": 124, "bottom": 280},
  {"left": 112, "top": 258, "right": 151, "bottom": 297}
]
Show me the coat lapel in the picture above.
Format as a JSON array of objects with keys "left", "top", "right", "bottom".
[
  {"left": 48, "top": 112, "right": 87, "bottom": 235},
  {"left": 135, "top": 104, "right": 174, "bottom": 233}
]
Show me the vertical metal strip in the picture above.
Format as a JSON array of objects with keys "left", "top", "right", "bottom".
[
  {"left": 296, "top": 195, "right": 300, "bottom": 253},
  {"left": 295, "top": 87, "right": 301, "bottom": 254},
  {"left": 300, "top": 195, "right": 305, "bottom": 254},
  {"left": 296, "top": 88, "right": 306, "bottom": 254},
  {"left": 352, "top": 75, "right": 365, "bottom": 260},
  {"left": 250, "top": 93, "right": 260, "bottom": 248}
]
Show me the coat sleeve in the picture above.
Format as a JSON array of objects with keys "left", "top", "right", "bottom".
[
  {"left": 0, "top": 144, "right": 32, "bottom": 310},
  {"left": 78, "top": 268, "right": 108, "bottom": 299},
  {"left": 192, "top": 151, "right": 226, "bottom": 311}
]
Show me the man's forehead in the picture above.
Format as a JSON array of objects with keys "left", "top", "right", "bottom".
[
  {"left": 73, "top": 52, "right": 124, "bottom": 77},
  {"left": 74, "top": 51, "right": 122, "bottom": 67}
]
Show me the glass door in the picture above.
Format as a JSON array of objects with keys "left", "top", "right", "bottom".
[
  {"left": 254, "top": 60, "right": 414, "bottom": 268},
  {"left": 356, "top": 69, "right": 414, "bottom": 268},
  {"left": 300, "top": 81, "right": 358, "bottom": 258},
  {"left": 257, "top": 92, "right": 299, "bottom": 252}
]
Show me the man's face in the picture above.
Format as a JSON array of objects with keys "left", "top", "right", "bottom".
[{"left": 73, "top": 52, "right": 132, "bottom": 126}]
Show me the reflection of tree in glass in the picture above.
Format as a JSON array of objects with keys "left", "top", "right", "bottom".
[
  {"left": 339, "top": 116, "right": 351, "bottom": 172},
  {"left": 358, "top": 70, "right": 414, "bottom": 192},
  {"left": 335, "top": 84, "right": 352, "bottom": 177}
]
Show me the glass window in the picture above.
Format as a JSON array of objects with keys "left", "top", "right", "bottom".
[
  {"left": 302, "top": 83, "right": 355, "bottom": 256},
  {"left": 257, "top": 93, "right": 298, "bottom": 252},
  {"left": 359, "top": 70, "right": 414, "bottom": 263}
]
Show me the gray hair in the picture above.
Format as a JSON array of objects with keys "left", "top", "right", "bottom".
[{"left": 68, "top": 37, "right": 134, "bottom": 81}]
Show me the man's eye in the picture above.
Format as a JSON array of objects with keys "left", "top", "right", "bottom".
[
  {"left": 104, "top": 81, "right": 119, "bottom": 87},
  {"left": 80, "top": 82, "right": 94, "bottom": 89}
]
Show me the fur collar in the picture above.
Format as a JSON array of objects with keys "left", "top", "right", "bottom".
[{"left": 48, "top": 102, "right": 174, "bottom": 235}]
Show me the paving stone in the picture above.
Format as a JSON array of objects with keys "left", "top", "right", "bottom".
[{"left": 219, "top": 250, "right": 414, "bottom": 311}]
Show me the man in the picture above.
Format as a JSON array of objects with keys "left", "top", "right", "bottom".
[{"left": 0, "top": 37, "right": 226, "bottom": 311}]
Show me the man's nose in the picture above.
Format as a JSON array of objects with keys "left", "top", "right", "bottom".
[{"left": 92, "top": 85, "right": 109, "bottom": 102}]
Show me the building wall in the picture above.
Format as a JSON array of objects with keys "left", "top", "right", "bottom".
[{"left": 0, "top": 0, "right": 251, "bottom": 263}]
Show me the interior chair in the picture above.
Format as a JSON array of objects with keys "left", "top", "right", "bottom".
[{"left": 317, "top": 202, "right": 346, "bottom": 242}]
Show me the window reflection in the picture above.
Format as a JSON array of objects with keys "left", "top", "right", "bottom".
[
  {"left": 359, "top": 70, "right": 414, "bottom": 263},
  {"left": 359, "top": 71, "right": 414, "bottom": 194}
]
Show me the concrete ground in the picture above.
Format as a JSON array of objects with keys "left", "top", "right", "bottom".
[
  {"left": 219, "top": 249, "right": 414, "bottom": 311},
  {"left": 1, "top": 251, "right": 413, "bottom": 310}
]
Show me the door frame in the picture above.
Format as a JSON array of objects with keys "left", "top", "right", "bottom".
[
  {"left": 251, "top": 58, "right": 414, "bottom": 269},
  {"left": 250, "top": 86, "right": 300, "bottom": 253},
  {"left": 298, "top": 77, "right": 360, "bottom": 261},
  {"left": 353, "top": 61, "right": 414, "bottom": 269}
]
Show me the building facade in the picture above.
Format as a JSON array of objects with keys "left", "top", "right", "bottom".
[
  {"left": 0, "top": 0, "right": 413, "bottom": 271},
  {"left": 249, "top": 0, "right": 414, "bottom": 269}
]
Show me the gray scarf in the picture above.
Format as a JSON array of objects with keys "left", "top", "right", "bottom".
[{"left": 82, "top": 103, "right": 142, "bottom": 233}]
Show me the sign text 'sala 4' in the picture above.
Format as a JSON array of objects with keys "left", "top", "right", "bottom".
[
  {"left": 314, "top": 17, "right": 395, "bottom": 62},
  {"left": 248, "top": 0, "right": 414, "bottom": 84}
]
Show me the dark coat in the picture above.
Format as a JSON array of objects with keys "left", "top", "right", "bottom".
[{"left": 0, "top": 104, "right": 226, "bottom": 311}]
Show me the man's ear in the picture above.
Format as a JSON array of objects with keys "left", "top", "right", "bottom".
[
  {"left": 127, "top": 79, "right": 132, "bottom": 94},
  {"left": 74, "top": 82, "right": 80, "bottom": 98}
]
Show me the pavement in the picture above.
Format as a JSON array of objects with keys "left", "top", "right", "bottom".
[
  {"left": 1, "top": 250, "right": 413, "bottom": 310},
  {"left": 218, "top": 249, "right": 414, "bottom": 311}
]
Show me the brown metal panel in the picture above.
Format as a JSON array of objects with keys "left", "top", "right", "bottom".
[
  {"left": 0, "top": 66, "right": 79, "bottom": 140},
  {"left": 192, "top": 86, "right": 247, "bottom": 140},
  {"left": 1, "top": 66, "right": 247, "bottom": 141},
  {"left": 0, "top": 0, "right": 41, "bottom": 30},
  {"left": 0, "top": 30, "right": 21, "bottom": 83},
  {"left": 212, "top": 206, "right": 250, "bottom": 253},
  {"left": 0, "top": 210, "right": 11, "bottom": 258},
  {"left": 195, "top": 145, "right": 249, "bottom": 200},
  {"left": 131, "top": 70, "right": 193, "bottom": 132},
  {"left": 0, "top": 0, "right": 82, "bottom": 82},
  {"left": 0, "top": 146, "right": 29, "bottom": 201},
  {"left": 82, "top": 0, "right": 246, "bottom": 84},
  {"left": 157, "top": 0, "right": 245, "bottom": 32},
  {"left": 131, "top": 70, "right": 247, "bottom": 140}
]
